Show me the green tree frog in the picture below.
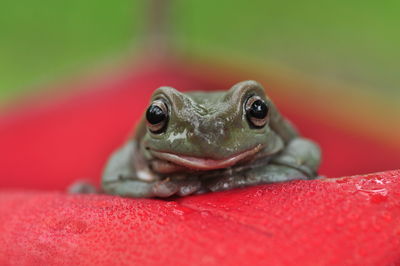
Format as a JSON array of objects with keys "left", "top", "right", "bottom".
[{"left": 102, "top": 81, "right": 321, "bottom": 198}]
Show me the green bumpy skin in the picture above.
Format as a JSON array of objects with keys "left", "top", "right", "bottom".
[{"left": 102, "top": 81, "right": 321, "bottom": 198}]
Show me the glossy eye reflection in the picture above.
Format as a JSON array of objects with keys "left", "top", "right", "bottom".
[
  {"left": 245, "top": 95, "right": 269, "bottom": 128},
  {"left": 146, "top": 100, "right": 169, "bottom": 134}
]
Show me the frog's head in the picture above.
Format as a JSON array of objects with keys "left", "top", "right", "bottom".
[{"left": 140, "top": 80, "right": 284, "bottom": 172}]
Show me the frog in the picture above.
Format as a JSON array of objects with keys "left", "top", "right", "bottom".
[{"left": 101, "top": 80, "right": 321, "bottom": 198}]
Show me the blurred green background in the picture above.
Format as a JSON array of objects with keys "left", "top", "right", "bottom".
[{"left": 0, "top": 0, "right": 399, "bottom": 105}]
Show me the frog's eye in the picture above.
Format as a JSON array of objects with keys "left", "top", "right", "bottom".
[
  {"left": 245, "top": 95, "right": 269, "bottom": 128},
  {"left": 146, "top": 100, "right": 169, "bottom": 134}
]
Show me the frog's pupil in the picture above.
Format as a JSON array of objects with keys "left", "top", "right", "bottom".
[
  {"left": 250, "top": 100, "right": 268, "bottom": 119},
  {"left": 146, "top": 105, "right": 166, "bottom": 125}
]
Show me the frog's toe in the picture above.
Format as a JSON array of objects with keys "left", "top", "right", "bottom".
[
  {"left": 68, "top": 180, "right": 98, "bottom": 194},
  {"left": 152, "top": 179, "right": 179, "bottom": 198},
  {"left": 177, "top": 179, "right": 202, "bottom": 196},
  {"left": 205, "top": 176, "right": 244, "bottom": 192}
]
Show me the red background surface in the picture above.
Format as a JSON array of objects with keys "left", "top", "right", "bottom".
[{"left": 0, "top": 62, "right": 399, "bottom": 265}]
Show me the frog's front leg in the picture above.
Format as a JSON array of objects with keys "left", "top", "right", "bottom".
[
  {"left": 101, "top": 141, "right": 156, "bottom": 197},
  {"left": 270, "top": 137, "right": 321, "bottom": 177},
  {"left": 205, "top": 138, "right": 321, "bottom": 192},
  {"left": 102, "top": 141, "right": 202, "bottom": 198}
]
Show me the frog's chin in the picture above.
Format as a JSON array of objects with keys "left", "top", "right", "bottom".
[{"left": 149, "top": 144, "right": 264, "bottom": 171}]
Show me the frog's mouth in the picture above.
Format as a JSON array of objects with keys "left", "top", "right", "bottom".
[{"left": 149, "top": 144, "right": 264, "bottom": 171}]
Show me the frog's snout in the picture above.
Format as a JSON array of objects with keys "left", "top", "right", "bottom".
[{"left": 188, "top": 118, "right": 231, "bottom": 154}]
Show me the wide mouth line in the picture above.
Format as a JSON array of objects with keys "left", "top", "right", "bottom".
[{"left": 149, "top": 144, "right": 263, "bottom": 171}]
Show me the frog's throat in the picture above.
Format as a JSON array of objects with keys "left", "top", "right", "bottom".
[{"left": 148, "top": 144, "right": 264, "bottom": 171}]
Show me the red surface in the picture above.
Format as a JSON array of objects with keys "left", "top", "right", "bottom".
[
  {"left": 0, "top": 62, "right": 400, "bottom": 265},
  {"left": 1, "top": 172, "right": 400, "bottom": 265}
]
